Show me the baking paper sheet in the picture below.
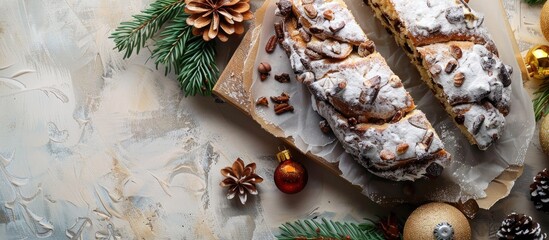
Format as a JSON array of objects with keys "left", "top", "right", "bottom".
[{"left": 249, "top": 0, "right": 535, "bottom": 205}]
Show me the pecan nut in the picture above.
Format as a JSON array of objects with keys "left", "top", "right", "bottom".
[
  {"left": 445, "top": 59, "right": 458, "bottom": 73},
  {"left": 380, "top": 149, "right": 396, "bottom": 161},
  {"left": 396, "top": 143, "right": 409, "bottom": 155},
  {"left": 256, "top": 97, "right": 268, "bottom": 106},
  {"left": 274, "top": 73, "right": 291, "bottom": 83},
  {"left": 303, "top": 4, "right": 318, "bottom": 18},
  {"left": 323, "top": 10, "right": 334, "bottom": 20},
  {"left": 453, "top": 72, "right": 465, "bottom": 87},
  {"left": 358, "top": 40, "right": 376, "bottom": 57},
  {"left": 450, "top": 44, "right": 463, "bottom": 59},
  {"left": 265, "top": 35, "right": 277, "bottom": 53}
]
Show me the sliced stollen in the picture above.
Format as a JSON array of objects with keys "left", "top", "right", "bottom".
[
  {"left": 276, "top": 0, "right": 451, "bottom": 181},
  {"left": 365, "top": 0, "right": 513, "bottom": 150}
]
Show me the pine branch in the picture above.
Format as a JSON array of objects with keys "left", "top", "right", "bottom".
[
  {"left": 151, "top": 12, "right": 193, "bottom": 75},
  {"left": 533, "top": 81, "right": 549, "bottom": 121},
  {"left": 524, "top": 0, "right": 546, "bottom": 4},
  {"left": 110, "top": 0, "right": 220, "bottom": 96},
  {"left": 109, "top": 0, "right": 185, "bottom": 59},
  {"left": 177, "top": 39, "right": 219, "bottom": 96},
  {"left": 276, "top": 218, "right": 385, "bottom": 240}
]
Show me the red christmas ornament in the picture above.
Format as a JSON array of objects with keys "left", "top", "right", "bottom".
[{"left": 274, "top": 150, "right": 308, "bottom": 194}]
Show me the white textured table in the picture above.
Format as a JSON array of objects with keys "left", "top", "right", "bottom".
[{"left": 0, "top": 0, "right": 547, "bottom": 239}]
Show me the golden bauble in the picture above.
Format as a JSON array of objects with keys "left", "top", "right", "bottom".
[
  {"left": 403, "top": 202, "right": 471, "bottom": 240},
  {"left": 541, "top": 1, "right": 549, "bottom": 42},
  {"left": 540, "top": 114, "right": 549, "bottom": 156},
  {"left": 525, "top": 45, "right": 549, "bottom": 80}
]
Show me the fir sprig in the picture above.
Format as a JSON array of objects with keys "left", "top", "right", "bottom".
[
  {"left": 524, "top": 0, "right": 546, "bottom": 5},
  {"left": 178, "top": 39, "right": 219, "bottom": 96},
  {"left": 151, "top": 11, "right": 192, "bottom": 74},
  {"left": 533, "top": 81, "right": 549, "bottom": 121},
  {"left": 276, "top": 218, "right": 386, "bottom": 240},
  {"left": 110, "top": 0, "right": 219, "bottom": 96},
  {"left": 110, "top": 0, "right": 185, "bottom": 58}
]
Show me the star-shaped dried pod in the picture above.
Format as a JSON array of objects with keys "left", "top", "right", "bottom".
[{"left": 220, "top": 158, "right": 263, "bottom": 204}]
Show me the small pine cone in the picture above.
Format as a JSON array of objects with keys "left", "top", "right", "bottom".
[
  {"left": 496, "top": 213, "right": 546, "bottom": 240},
  {"left": 531, "top": 168, "right": 549, "bottom": 212}
]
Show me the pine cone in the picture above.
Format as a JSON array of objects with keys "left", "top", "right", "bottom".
[
  {"left": 531, "top": 168, "right": 549, "bottom": 212},
  {"left": 185, "top": 0, "right": 254, "bottom": 42},
  {"left": 496, "top": 213, "right": 546, "bottom": 240},
  {"left": 220, "top": 158, "right": 263, "bottom": 204}
]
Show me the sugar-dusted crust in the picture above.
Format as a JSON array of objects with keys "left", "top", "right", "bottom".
[
  {"left": 316, "top": 101, "right": 450, "bottom": 181},
  {"left": 290, "top": 0, "right": 368, "bottom": 45},
  {"left": 417, "top": 42, "right": 511, "bottom": 149},
  {"left": 365, "top": 0, "right": 513, "bottom": 150},
  {"left": 276, "top": 0, "right": 451, "bottom": 181},
  {"left": 366, "top": 0, "right": 496, "bottom": 53},
  {"left": 284, "top": 16, "right": 415, "bottom": 123}
]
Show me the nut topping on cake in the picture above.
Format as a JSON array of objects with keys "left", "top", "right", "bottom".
[
  {"left": 389, "top": 75, "right": 403, "bottom": 88},
  {"left": 453, "top": 72, "right": 465, "bottom": 87},
  {"left": 429, "top": 64, "right": 442, "bottom": 76},
  {"left": 450, "top": 44, "right": 463, "bottom": 59},
  {"left": 396, "top": 143, "right": 409, "bottom": 155},
  {"left": 358, "top": 40, "right": 376, "bottom": 57},
  {"left": 323, "top": 10, "right": 334, "bottom": 20},
  {"left": 445, "top": 59, "right": 458, "bottom": 73},
  {"left": 380, "top": 149, "right": 396, "bottom": 161},
  {"left": 329, "top": 21, "right": 345, "bottom": 32},
  {"left": 471, "top": 115, "right": 485, "bottom": 135},
  {"left": 304, "top": 4, "right": 317, "bottom": 18}
]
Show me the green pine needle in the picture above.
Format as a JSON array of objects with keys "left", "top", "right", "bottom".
[
  {"left": 110, "top": 0, "right": 220, "bottom": 96},
  {"left": 110, "top": 0, "right": 185, "bottom": 59},
  {"left": 524, "top": 0, "right": 546, "bottom": 4},
  {"left": 276, "top": 218, "right": 386, "bottom": 240},
  {"left": 151, "top": 12, "right": 192, "bottom": 74},
  {"left": 178, "top": 39, "right": 219, "bottom": 96},
  {"left": 533, "top": 81, "right": 549, "bottom": 121}
]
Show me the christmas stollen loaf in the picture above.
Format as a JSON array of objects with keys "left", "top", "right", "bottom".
[
  {"left": 276, "top": 0, "right": 451, "bottom": 181},
  {"left": 365, "top": 0, "right": 513, "bottom": 150}
]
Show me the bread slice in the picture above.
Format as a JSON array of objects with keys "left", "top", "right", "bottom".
[
  {"left": 276, "top": 0, "right": 451, "bottom": 181},
  {"left": 365, "top": 0, "right": 512, "bottom": 150}
]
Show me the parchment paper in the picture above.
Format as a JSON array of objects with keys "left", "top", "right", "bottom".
[{"left": 249, "top": 0, "right": 535, "bottom": 206}]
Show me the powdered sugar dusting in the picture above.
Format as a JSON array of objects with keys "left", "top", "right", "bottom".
[
  {"left": 391, "top": 0, "right": 491, "bottom": 45},
  {"left": 293, "top": 0, "right": 368, "bottom": 44}
]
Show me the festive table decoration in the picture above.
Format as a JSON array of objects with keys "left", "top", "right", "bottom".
[
  {"left": 110, "top": 0, "right": 252, "bottom": 96},
  {"left": 528, "top": 45, "right": 549, "bottom": 120},
  {"left": 496, "top": 213, "right": 547, "bottom": 239},
  {"left": 531, "top": 168, "right": 549, "bottom": 211},
  {"left": 220, "top": 158, "right": 263, "bottom": 204},
  {"left": 274, "top": 149, "right": 308, "bottom": 194},
  {"left": 541, "top": 115, "right": 549, "bottom": 155},
  {"left": 403, "top": 202, "right": 470, "bottom": 240},
  {"left": 185, "top": 0, "right": 253, "bottom": 42},
  {"left": 276, "top": 217, "right": 394, "bottom": 240},
  {"left": 542, "top": 1, "right": 549, "bottom": 40}
]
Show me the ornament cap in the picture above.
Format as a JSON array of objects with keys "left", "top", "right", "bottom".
[
  {"left": 276, "top": 149, "right": 292, "bottom": 162},
  {"left": 433, "top": 222, "right": 454, "bottom": 240}
]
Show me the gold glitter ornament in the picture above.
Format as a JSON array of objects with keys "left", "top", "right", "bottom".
[
  {"left": 540, "top": 114, "right": 549, "bottom": 156},
  {"left": 541, "top": 1, "right": 549, "bottom": 41},
  {"left": 525, "top": 45, "right": 549, "bottom": 80},
  {"left": 403, "top": 202, "right": 471, "bottom": 240}
]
